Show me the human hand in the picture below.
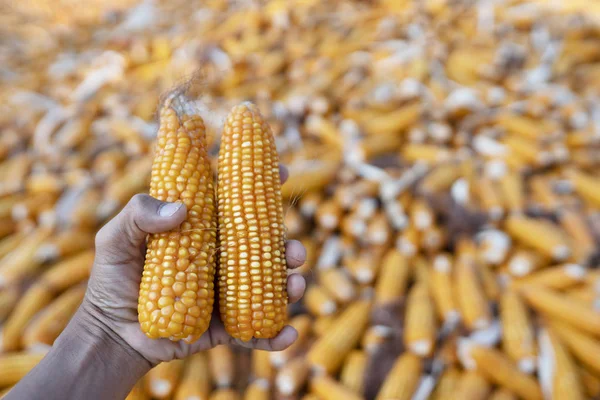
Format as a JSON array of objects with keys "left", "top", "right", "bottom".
[{"left": 76, "top": 165, "right": 306, "bottom": 367}]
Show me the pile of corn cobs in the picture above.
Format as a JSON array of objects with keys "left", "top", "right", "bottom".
[{"left": 1, "top": 0, "right": 600, "bottom": 399}]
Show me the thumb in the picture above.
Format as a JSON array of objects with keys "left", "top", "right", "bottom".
[{"left": 95, "top": 194, "right": 187, "bottom": 264}]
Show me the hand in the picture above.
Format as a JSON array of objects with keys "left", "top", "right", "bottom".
[{"left": 78, "top": 165, "right": 306, "bottom": 366}]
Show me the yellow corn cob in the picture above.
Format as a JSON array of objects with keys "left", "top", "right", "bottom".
[
  {"left": 402, "top": 144, "right": 451, "bottom": 164},
  {"left": 217, "top": 102, "right": 287, "bottom": 342},
  {"left": 566, "top": 168, "right": 600, "bottom": 208},
  {"left": 505, "top": 215, "right": 570, "bottom": 261},
  {"left": 126, "top": 379, "right": 149, "bottom": 400},
  {"left": 304, "top": 285, "right": 337, "bottom": 316},
  {"left": 489, "top": 389, "right": 517, "bottom": 400},
  {"left": 375, "top": 249, "right": 410, "bottom": 305},
  {"left": 276, "top": 357, "right": 310, "bottom": 396},
  {"left": 521, "top": 286, "right": 600, "bottom": 336},
  {"left": 138, "top": 100, "right": 217, "bottom": 342},
  {"left": 251, "top": 350, "right": 273, "bottom": 382},
  {"left": 376, "top": 353, "right": 421, "bottom": 400},
  {"left": 315, "top": 199, "right": 342, "bottom": 231},
  {"left": 281, "top": 160, "right": 339, "bottom": 198},
  {"left": 345, "top": 249, "right": 383, "bottom": 285},
  {"left": 244, "top": 380, "right": 270, "bottom": 400},
  {"left": 508, "top": 250, "right": 548, "bottom": 277},
  {"left": 579, "top": 366, "right": 600, "bottom": 398},
  {"left": 361, "top": 325, "right": 391, "bottom": 353},
  {"left": 69, "top": 187, "right": 101, "bottom": 230},
  {"left": 210, "top": 389, "right": 240, "bottom": 400},
  {"left": 0, "top": 232, "right": 26, "bottom": 261},
  {"left": 0, "top": 351, "right": 46, "bottom": 388},
  {"left": 430, "top": 367, "right": 460, "bottom": 400},
  {"left": 209, "top": 345, "right": 235, "bottom": 389},
  {"left": 511, "top": 264, "right": 587, "bottom": 290},
  {"left": 270, "top": 315, "right": 311, "bottom": 367},
  {"left": 566, "top": 285, "right": 595, "bottom": 306},
  {"left": 451, "top": 370, "right": 491, "bottom": 400},
  {"left": 429, "top": 254, "right": 459, "bottom": 323},
  {"left": 313, "top": 315, "right": 336, "bottom": 337},
  {"left": 11, "top": 193, "right": 56, "bottom": 221},
  {"left": 547, "top": 320, "right": 600, "bottom": 375},
  {"left": 0, "top": 153, "right": 31, "bottom": 196},
  {"left": 174, "top": 353, "right": 210, "bottom": 400},
  {"left": 540, "top": 328, "right": 585, "bottom": 400},
  {"left": 0, "top": 286, "right": 18, "bottom": 323},
  {"left": 35, "top": 229, "right": 95, "bottom": 263},
  {"left": 478, "top": 263, "right": 501, "bottom": 301},
  {"left": 319, "top": 268, "right": 356, "bottom": 303},
  {"left": 404, "top": 283, "right": 436, "bottom": 357},
  {"left": 307, "top": 299, "right": 371, "bottom": 374},
  {"left": 147, "top": 359, "right": 184, "bottom": 399},
  {"left": 363, "top": 102, "right": 421, "bottom": 136},
  {"left": 310, "top": 376, "right": 364, "bottom": 400},
  {"left": 422, "top": 225, "right": 446, "bottom": 254},
  {"left": 40, "top": 250, "right": 95, "bottom": 290},
  {"left": 23, "top": 284, "right": 86, "bottom": 350},
  {"left": 455, "top": 257, "right": 491, "bottom": 330},
  {"left": 420, "top": 162, "right": 461, "bottom": 193},
  {"left": 396, "top": 226, "right": 420, "bottom": 257},
  {"left": 467, "top": 345, "right": 543, "bottom": 400},
  {"left": 558, "top": 209, "right": 596, "bottom": 262},
  {"left": 340, "top": 350, "right": 367, "bottom": 394},
  {"left": 366, "top": 212, "right": 391, "bottom": 246},
  {"left": 0, "top": 226, "right": 52, "bottom": 287},
  {"left": 530, "top": 177, "right": 561, "bottom": 211},
  {"left": 496, "top": 114, "right": 558, "bottom": 141},
  {"left": 409, "top": 199, "right": 434, "bottom": 231},
  {"left": 475, "top": 176, "right": 504, "bottom": 220},
  {"left": 499, "top": 172, "right": 524, "bottom": 213},
  {"left": 500, "top": 290, "right": 537, "bottom": 373}
]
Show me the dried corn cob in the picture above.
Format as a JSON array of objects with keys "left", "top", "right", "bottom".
[
  {"left": 310, "top": 376, "right": 363, "bottom": 400},
  {"left": 539, "top": 328, "right": 585, "bottom": 400},
  {"left": 505, "top": 215, "right": 570, "bottom": 261},
  {"left": 0, "top": 226, "right": 52, "bottom": 287},
  {"left": 500, "top": 290, "right": 536, "bottom": 373},
  {"left": 430, "top": 367, "right": 460, "bottom": 400},
  {"left": 547, "top": 320, "right": 600, "bottom": 375},
  {"left": 404, "top": 283, "right": 436, "bottom": 357},
  {"left": 304, "top": 285, "right": 337, "bottom": 316},
  {"left": 174, "top": 353, "right": 210, "bottom": 400},
  {"left": 375, "top": 249, "right": 410, "bottom": 305},
  {"left": 251, "top": 350, "right": 273, "bottom": 382},
  {"left": 23, "top": 284, "right": 86, "bottom": 350},
  {"left": 376, "top": 353, "right": 421, "bottom": 400},
  {"left": 0, "top": 286, "right": 19, "bottom": 323},
  {"left": 0, "top": 351, "right": 46, "bottom": 388},
  {"left": 307, "top": 299, "right": 371, "bottom": 374},
  {"left": 511, "top": 263, "right": 586, "bottom": 290},
  {"left": 319, "top": 268, "right": 356, "bottom": 303},
  {"left": 217, "top": 102, "right": 287, "bottom": 342},
  {"left": 340, "top": 350, "right": 367, "bottom": 394},
  {"left": 276, "top": 357, "right": 310, "bottom": 396},
  {"left": 451, "top": 371, "right": 491, "bottom": 400},
  {"left": 430, "top": 254, "right": 459, "bottom": 323},
  {"left": 465, "top": 344, "right": 542, "bottom": 400},
  {"left": 209, "top": 345, "right": 235, "bottom": 388},
  {"left": 521, "top": 286, "right": 600, "bottom": 336},
  {"left": 147, "top": 359, "right": 184, "bottom": 399},
  {"left": 138, "top": 100, "right": 217, "bottom": 342},
  {"left": 455, "top": 257, "right": 491, "bottom": 330},
  {"left": 35, "top": 229, "right": 95, "bottom": 263},
  {"left": 313, "top": 315, "right": 336, "bottom": 337},
  {"left": 566, "top": 169, "right": 600, "bottom": 208}
]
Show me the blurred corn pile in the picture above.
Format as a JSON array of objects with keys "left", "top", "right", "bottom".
[{"left": 1, "top": 0, "right": 600, "bottom": 399}]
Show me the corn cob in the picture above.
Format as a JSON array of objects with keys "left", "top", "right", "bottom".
[
  {"left": 430, "top": 254, "right": 459, "bottom": 323},
  {"left": 558, "top": 209, "right": 595, "bottom": 262},
  {"left": 0, "top": 232, "right": 27, "bottom": 261},
  {"left": 251, "top": 350, "right": 273, "bottom": 382},
  {"left": 40, "top": 250, "right": 95, "bottom": 290},
  {"left": 375, "top": 249, "right": 410, "bottom": 305},
  {"left": 504, "top": 215, "right": 570, "bottom": 261},
  {"left": 174, "top": 353, "right": 210, "bottom": 400},
  {"left": 566, "top": 168, "right": 600, "bottom": 208},
  {"left": 430, "top": 367, "right": 460, "bottom": 400},
  {"left": 244, "top": 380, "right": 269, "bottom": 400},
  {"left": 0, "top": 351, "right": 46, "bottom": 388},
  {"left": 489, "top": 389, "right": 517, "bottom": 400},
  {"left": 315, "top": 199, "right": 342, "bottom": 231},
  {"left": 521, "top": 285, "right": 600, "bottom": 336},
  {"left": 310, "top": 375, "right": 364, "bottom": 400},
  {"left": 23, "top": 284, "right": 86, "bottom": 350},
  {"left": 210, "top": 389, "right": 240, "bottom": 400},
  {"left": 579, "top": 366, "right": 600, "bottom": 398},
  {"left": 500, "top": 290, "right": 536, "bottom": 373},
  {"left": 319, "top": 268, "right": 356, "bottom": 303},
  {"left": 539, "top": 328, "right": 585, "bottom": 400},
  {"left": 511, "top": 264, "right": 586, "bottom": 290},
  {"left": 0, "top": 226, "right": 52, "bottom": 287},
  {"left": 499, "top": 172, "right": 524, "bottom": 213},
  {"left": 126, "top": 379, "right": 149, "bottom": 400},
  {"left": 276, "top": 357, "right": 310, "bottom": 395},
  {"left": 376, "top": 353, "right": 421, "bottom": 400},
  {"left": 404, "top": 283, "right": 436, "bottom": 357},
  {"left": 270, "top": 315, "right": 311, "bottom": 367},
  {"left": 313, "top": 315, "right": 336, "bottom": 337},
  {"left": 209, "top": 345, "right": 235, "bottom": 388},
  {"left": 0, "top": 287, "right": 19, "bottom": 323},
  {"left": 11, "top": 193, "right": 57, "bottom": 221},
  {"left": 420, "top": 162, "right": 461, "bottom": 193},
  {"left": 451, "top": 371, "right": 491, "bottom": 400},
  {"left": 281, "top": 160, "right": 339, "bottom": 199},
  {"left": 35, "top": 229, "right": 95, "bottom": 263},
  {"left": 307, "top": 299, "right": 371, "bottom": 374},
  {"left": 304, "top": 285, "right": 337, "bottom": 316},
  {"left": 217, "top": 102, "right": 287, "bottom": 342},
  {"left": 147, "top": 359, "right": 184, "bottom": 399},
  {"left": 547, "top": 320, "right": 600, "bottom": 374},
  {"left": 454, "top": 257, "right": 491, "bottom": 330},
  {"left": 466, "top": 345, "right": 542, "bottom": 400},
  {"left": 138, "top": 100, "right": 217, "bottom": 342},
  {"left": 340, "top": 350, "right": 367, "bottom": 394},
  {"left": 507, "top": 250, "right": 548, "bottom": 277},
  {"left": 396, "top": 226, "right": 420, "bottom": 257}
]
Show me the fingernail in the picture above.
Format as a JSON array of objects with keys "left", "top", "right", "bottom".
[{"left": 159, "top": 202, "right": 182, "bottom": 217}]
